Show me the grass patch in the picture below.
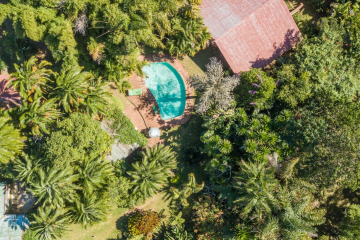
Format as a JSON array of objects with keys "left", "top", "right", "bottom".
[
  {"left": 161, "top": 113, "right": 207, "bottom": 183},
  {"left": 107, "top": 83, "right": 132, "bottom": 110},
  {"left": 178, "top": 47, "right": 218, "bottom": 76},
  {"left": 63, "top": 207, "right": 128, "bottom": 240},
  {"left": 287, "top": 0, "right": 327, "bottom": 36},
  {"left": 62, "top": 192, "right": 172, "bottom": 240}
]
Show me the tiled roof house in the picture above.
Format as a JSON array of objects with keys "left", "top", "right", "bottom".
[{"left": 201, "top": 0, "right": 301, "bottom": 73}]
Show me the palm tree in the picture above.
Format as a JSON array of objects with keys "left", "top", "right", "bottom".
[
  {"left": 171, "top": 173, "right": 204, "bottom": 206},
  {"left": 127, "top": 157, "right": 168, "bottom": 199},
  {"left": 167, "top": 18, "right": 211, "bottom": 57},
  {"left": 277, "top": 186, "right": 325, "bottom": 239},
  {"left": 81, "top": 79, "right": 111, "bottom": 117},
  {"left": 0, "top": 117, "right": 25, "bottom": 163},
  {"left": 30, "top": 167, "right": 79, "bottom": 208},
  {"left": 234, "top": 161, "right": 279, "bottom": 220},
  {"left": 190, "top": 57, "right": 240, "bottom": 114},
  {"left": 51, "top": 66, "right": 92, "bottom": 113},
  {"left": 77, "top": 156, "right": 114, "bottom": 195},
  {"left": 141, "top": 144, "right": 177, "bottom": 176},
  {"left": 70, "top": 195, "right": 107, "bottom": 228},
  {"left": 31, "top": 205, "right": 70, "bottom": 240},
  {"left": 9, "top": 56, "right": 52, "bottom": 101},
  {"left": 18, "top": 98, "right": 61, "bottom": 135},
  {"left": 105, "top": 61, "right": 132, "bottom": 93},
  {"left": 14, "top": 154, "right": 40, "bottom": 183}
]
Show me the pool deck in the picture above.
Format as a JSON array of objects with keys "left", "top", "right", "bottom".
[{"left": 124, "top": 54, "right": 195, "bottom": 147}]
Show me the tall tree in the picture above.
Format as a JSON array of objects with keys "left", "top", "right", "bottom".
[
  {"left": 31, "top": 205, "right": 70, "bottom": 240},
  {"left": 18, "top": 98, "right": 61, "bottom": 135},
  {"left": 70, "top": 195, "right": 107, "bottom": 228},
  {"left": 127, "top": 157, "right": 168, "bottom": 199},
  {"left": 0, "top": 117, "right": 25, "bottom": 163},
  {"left": 51, "top": 66, "right": 92, "bottom": 113},
  {"left": 30, "top": 167, "right": 79, "bottom": 207},
  {"left": 140, "top": 144, "right": 177, "bottom": 177},
  {"left": 77, "top": 156, "right": 114, "bottom": 195},
  {"left": 9, "top": 56, "right": 52, "bottom": 101},
  {"left": 167, "top": 18, "right": 211, "bottom": 57},
  {"left": 234, "top": 161, "right": 278, "bottom": 220},
  {"left": 81, "top": 79, "right": 111, "bottom": 117},
  {"left": 191, "top": 57, "right": 240, "bottom": 114}
]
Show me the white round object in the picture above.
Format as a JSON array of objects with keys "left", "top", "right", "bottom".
[{"left": 149, "top": 127, "right": 161, "bottom": 138}]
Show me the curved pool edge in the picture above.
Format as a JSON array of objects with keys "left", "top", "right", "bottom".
[{"left": 143, "top": 62, "right": 187, "bottom": 120}]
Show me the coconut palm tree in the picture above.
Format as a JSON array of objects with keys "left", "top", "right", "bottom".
[
  {"left": 167, "top": 18, "right": 211, "bottom": 57},
  {"left": 81, "top": 79, "right": 111, "bottom": 117},
  {"left": 77, "top": 156, "right": 114, "bottom": 195},
  {"left": 0, "top": 117, "right": 25, "bottom": 163},
  {"left": 234, "top": 161, "right": 279, "bottom": 220},
  {"left": 190, "top": 57, "right": 240, "bottom": 114},
  {"left": 9, "top": 56, "right": 52, "bottom": 101},
  {"left": 14, "top": 154, "right": 40, "bottom": 183},
  {"left": 31, "top": 205, "right": 70, "bottom": 240},
  {"left": 127, "top": 157, "right": 168, "bottom": 199},
  {"left": 141, "top": 144, "right": 177, "bottom": 176},
  {"left": 18, "top": 98, "right": 61, "bottom": 135},
  {"left": 70, "top": 195, "right": 107, "bottom": 228},
  {"left": 51, "top": 66, "right": 92, "bottom": 113},
  {"left": 30, "top": 167, "right": 80, "bottom": 208}
]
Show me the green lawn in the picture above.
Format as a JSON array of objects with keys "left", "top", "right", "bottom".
[{"left": 62, "top": 192, "right": 172, "bottom": 240}]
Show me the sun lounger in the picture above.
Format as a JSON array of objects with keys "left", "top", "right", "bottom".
[
  {"left": 127, "top": 88, "right": 142, "bottom": 96},
  {"left": 152, "top": 105, "right": 159, "bottom": 114}
]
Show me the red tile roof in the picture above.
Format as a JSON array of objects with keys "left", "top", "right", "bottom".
[{"left": 202, "top": 0, "right": 301, "bottom": 73}]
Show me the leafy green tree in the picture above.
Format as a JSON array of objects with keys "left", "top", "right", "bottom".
[
  {"left": 77, "top": 156, "right": 114, "bottom": 195},
  {"left": 9, "top": 56, "right": 52, "bottom": 101},
  {"left": 331, "top": 1, "right": 360, "bottom": 39},
  {"left": 81, "top": 79, "right": 111, "bottom": 117},
  {"left": 30, "top": 167, "right": 79, "bottom": 207},
  {"left": 51, "top": 66, "right": 92, "bottom": 113},
  {"left": 127, "top": 157, "right": 168, "bottom": 199},
  {"left": 70, "top": 195, "right": 107, "bottom": 228},
  {"left": 18, "top": 98, "right": 61, "bottom": 135},
  {"left": 30, "top": 205, "right": 70, "bottom": 240},
  {"left": 339, "top": 204, "right": 360, "bottom": 239},
  {"left": 0, "top": 117, "right": 25, "bottom": 163},
  {"left": 191, "top": 57, "right": 240, "bottom": 114},
  {"left": 258, "top": 217, "right": 280, "bottom": 240},
  {"left": 167, "top": 17, "right": 211, "bottom": 57},
  {"left": 43, "top": 113, "right": 113, "bottom": 169},
  {"left": 235, "top": 68, "right": 276, "bottom": 111},
  {"left": 234, "top": 161, "right": 278, "bottom": 220}
]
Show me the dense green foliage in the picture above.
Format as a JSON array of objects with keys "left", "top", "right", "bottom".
[{"left": 128, "top": 209, "right": 160, "bottom": 237}]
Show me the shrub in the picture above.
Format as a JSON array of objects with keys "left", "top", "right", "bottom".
[
  {"left": 235, "top": 68, "right": 276, "bottom": 111},
  {"left": 128, "top": 209, "right": 160, "bottom": 236},
  {"left": 191, "top": 196, "right": 225, "bottom": 240}
]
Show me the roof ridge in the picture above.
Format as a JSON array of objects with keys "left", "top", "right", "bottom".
[{"left": 215, "top": 0, "right": 275, "bottom": 41}]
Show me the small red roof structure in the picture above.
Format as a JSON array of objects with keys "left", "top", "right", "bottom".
[
  {"left": 201, "top": 0, "right": 301, "bottom": 73},
  {"left": 0, "top": 75, "right": 20, "bottom": 108}
]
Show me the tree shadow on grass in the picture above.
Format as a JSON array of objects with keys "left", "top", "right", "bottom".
[{"left": 316, "top": 187, "right": 360, "bottom": 237}]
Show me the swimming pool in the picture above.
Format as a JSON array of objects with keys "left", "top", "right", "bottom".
[{"left": 143, "top": 62, "right": 186, "bottom": 120}]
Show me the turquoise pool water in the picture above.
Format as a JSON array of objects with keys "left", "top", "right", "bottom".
[{"left": 143, "top": 62, "right": 186, "bottom": 120}]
